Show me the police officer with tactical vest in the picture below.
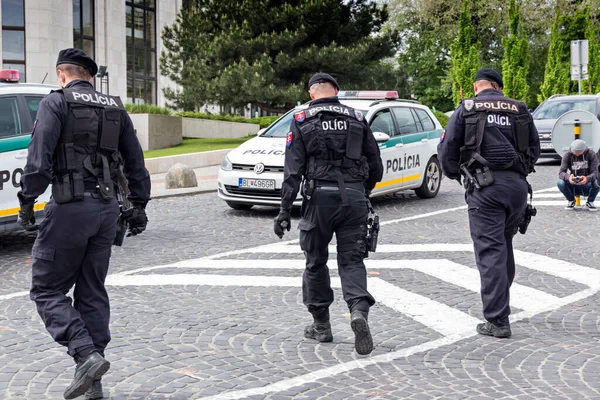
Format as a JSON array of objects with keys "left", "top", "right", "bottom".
[
  {"left": 17, "top": 48, "right": 150, "bottom": 399},
  {"left": 438, "top": 68, "right": 540, "bottom": 339},
  {"left": 274, "top": 73, "right": 383, "bottom": 355}
]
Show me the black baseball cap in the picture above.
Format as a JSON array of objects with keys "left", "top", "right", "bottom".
[
  {"left": 308, "top": 73, "right": 340, "bottom": 90},
  {"left": 474, "top": 68, "right": 503, "bottom": 88},
  {"left": 56, "top": 48, "right": 98, "bottom": 77}
]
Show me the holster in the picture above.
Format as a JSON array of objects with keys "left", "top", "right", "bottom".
[
  {"left": 301, "top": 179, "right": 315, "bottom": 199},
  {"left": 473, "top": 166, "right": 494, "bottom": 188}
]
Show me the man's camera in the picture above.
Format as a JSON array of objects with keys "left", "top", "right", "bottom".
[{"left": 573, "top": 176, "right": 583, "bottom": 183}]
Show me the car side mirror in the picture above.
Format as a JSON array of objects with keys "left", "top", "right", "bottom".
[{"left": 373, "top": 131, "right": 390, "bottom": 143}]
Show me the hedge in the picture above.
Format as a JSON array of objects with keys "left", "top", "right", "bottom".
[
  {"left": 433, "top": 110, "right": 450, "bottom": 128},
  {"left": 175, "top": 111, "right": 279, "bottom": 128},
  {"left": 124, "top": 103, "right": 171, "bottom": 115}
]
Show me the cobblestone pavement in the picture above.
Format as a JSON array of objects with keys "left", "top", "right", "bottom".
[{"left": 2, "top": 158, "right": 600, "bottom": 399}]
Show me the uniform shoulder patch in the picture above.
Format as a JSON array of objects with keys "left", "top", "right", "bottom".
[
  {"left": 294, "top": 111, "right": 305, "bottom": 122},
  {"left": 439, "top": 130, "right": 446, "bottom": 143},
  {"left": 464, "top": 99, "right": 474, "bottom": 111},
  {"left": 354, "top": 109, "right": 364, "bottom": 121},
  {"left": 286, "top": 132, "right": 293, "bottom": 147},
  {"left": 32, "top": 119, "right": 38, "bottom": 134}
]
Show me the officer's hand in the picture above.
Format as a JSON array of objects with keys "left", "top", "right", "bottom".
[
  {"left": 274, "top": 211, "right": 291, "bottom": 239},
  {"left": 365, "top": 188, "right": 372, "bottom": 198},
  {"left": 16, "top": 202, "right": 38, "bottom": 231},
  {"left": 126, "top": 205, "right": 148, "bottom": 237}
]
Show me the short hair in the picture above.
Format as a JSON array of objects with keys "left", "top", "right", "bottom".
[
  {"left": 475, "top": 79, "right": 500, "bottom": 90},
  {"left": 309, "top": 81, "right": 336, "bottom": 93},
  {"left": 57, "top": 63, "right": 91, "bottom": 80}
]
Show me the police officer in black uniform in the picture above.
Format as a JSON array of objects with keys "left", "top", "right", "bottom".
[
  {"left": 274, "top": 73, "right": 383, "bottom": 355},
  {"left": 17, "top": 48, "right": 150, "bottom": 399},
  {"left": 438, "top": 68, "right": 540, "bottom": 339}
]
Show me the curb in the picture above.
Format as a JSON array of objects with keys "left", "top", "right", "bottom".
[{"left": 151, "top": 187, "right": 216, "bottom": 199}]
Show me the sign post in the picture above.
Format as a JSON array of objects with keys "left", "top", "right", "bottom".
[{"left": 571, "top": 40, "right": 589, "bottom": 95}]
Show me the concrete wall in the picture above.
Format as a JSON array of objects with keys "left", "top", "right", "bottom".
[
  {"left": 25, "top": 0, "right": 73, "bottom": 84},
  {"left": 95, "top": 0, "right": 127, "bottom": 100},
  {"left": 156, "top": 0, "right": 182, "bottom": 108},
  {"left": 144, "top": 149, "right": 230, "bottom": 174},
  {"left": 130, "top": 114, "right": 182, "bottom": 151},
  {"left": 183, "top": 118, "right": 259, "bottom": 139}
]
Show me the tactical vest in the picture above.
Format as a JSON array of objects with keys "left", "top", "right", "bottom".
[
  {"left": 51, "top": 87, "right": 124, "bottom": 203},
  {"left": 294, "top": 102, "right": 368, "bottom": 204},
  {"left": 460, "top": 97, "right": 533, "bottom": 174}
]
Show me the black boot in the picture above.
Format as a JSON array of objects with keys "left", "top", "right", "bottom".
[
  {"left": 85, "top": 379, "right": 103, "bottom": 400},
  {"left": 304, "top": 321, "right": 333, "bottom": 342},
  {"left": 476, "top": 321, "right": 511, "bottom": 338},
  {"left": 64, "top": 352, "right": 110, "bottom": 399},
  {"left": 350, "top": 310, "right": 373, "bottom": 355}
]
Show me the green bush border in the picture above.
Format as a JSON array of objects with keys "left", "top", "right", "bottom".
[
  {"left": 175, "top": 111, "right": 279, "bottom": 128},
  {"left": 124, "top": 103, "right": 171, "bottom": 115}
]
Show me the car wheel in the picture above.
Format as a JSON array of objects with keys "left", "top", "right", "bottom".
[
  {"left": 415, "top": 157, "right": 441, "bottom": 199},
  {"left": 226, "top": 201, "right": 254, "bottom": 210}
]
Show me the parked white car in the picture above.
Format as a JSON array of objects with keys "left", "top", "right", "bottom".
[
  {"left": 217, "top": 91, "right": 444, "bottom": 210},
  {"left": 0, "top": 70, "right": 56, "bottom": 231}
]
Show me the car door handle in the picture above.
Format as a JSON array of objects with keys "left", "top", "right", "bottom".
[
  {"left": 395, "top": 143, "right": 404, "bottom": 148},
  {"left": 15, "top": 151, "right": 27, "bottom": 159},
  {"left": 421, "top": 138, "right": 428, "bottom": 143}
]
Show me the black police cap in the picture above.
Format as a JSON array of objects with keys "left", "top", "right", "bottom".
[
  {"left": 474, "top": 68, "right": 503, "bottom": 88},
  {"left": 308, "top": 73, "right": 340, "bottom": 90},
  {"left": 56, "top": 48, "right": 98, "bottom": 77}
]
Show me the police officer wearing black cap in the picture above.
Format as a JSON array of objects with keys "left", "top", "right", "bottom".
[
  {"left": 274, "top": 72, "right": 383, "bottom": 355},
  {"left": 17, "top": 48, "right": 150, "bottom": 399},
  {"left": 438, "top": 68, "right": 540, "bottom": 339}
]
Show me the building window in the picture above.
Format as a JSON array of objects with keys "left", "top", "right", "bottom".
[
  {"left": 73, "top": 0, "right": 95, "bottom": 59},
  {"left": 2, "top": 0, "right": 25, "bottom": 81},
  {"left": 126, "top": 0, "right": 156, "bottom": 104}
]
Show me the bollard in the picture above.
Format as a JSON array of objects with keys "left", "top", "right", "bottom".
[{"left": 574, "top": 119, "right": 581, "bottom": 206}]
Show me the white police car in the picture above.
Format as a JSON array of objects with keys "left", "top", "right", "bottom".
[
  {"left": 0, "top": 70, "right": 56, "bottom": 232},
  {"left": 218, "top": 91, "right": 444, "bottom": 210}
]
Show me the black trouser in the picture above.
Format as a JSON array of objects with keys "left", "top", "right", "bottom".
[
  {"left": 30, "top": 194, "right": 119, "bottom": 357},
  {"left": 299, "top": 186, "right": 375, "bottom": 321},
  {"left": 466, "top": 171, "right": 527, "bottom": 327}
]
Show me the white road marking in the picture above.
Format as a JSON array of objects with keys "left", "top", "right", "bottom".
[
  {"left": 197, "top": 287, "right": 600, "bottom": 400},
  {"left": 196, "top": 330, "right": 479, "bottom": 400},
  {"left": 368, "top": 277, "right": 480, "bottom": 335},
  {"left": 0, "top": 291, "right": 28, "bottom": 301}
]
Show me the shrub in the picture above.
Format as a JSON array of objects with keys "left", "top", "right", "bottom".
[
  {"left": 433, "top": 110, "right": 450, "bottom": 128},
  {"left": 175, "top": 112, "right": 281, "bottom": 128},
  {"left": 124, "top": 103, "right": 171, "bottom": 115}
]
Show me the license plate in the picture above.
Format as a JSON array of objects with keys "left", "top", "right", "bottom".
[
  {"left": 540, "top": 142, "right": 554, "bottom": 149},
  {"left": 238, "top": 178, "right": 275, "bottom": 190}
]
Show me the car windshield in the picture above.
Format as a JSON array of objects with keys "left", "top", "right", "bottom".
[
  {"left": 533, "top": 98, "right": 596, "bottom": 120},
  {"left": 261, "top": 109, "right": 297, "bottom": 138},
  {"left": 261, "top": 106, "right": 369, "bottom": 138}
]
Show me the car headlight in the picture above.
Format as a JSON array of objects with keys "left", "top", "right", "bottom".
[{"left": 221, "top": 155, "right": 233, "bottom": 171}]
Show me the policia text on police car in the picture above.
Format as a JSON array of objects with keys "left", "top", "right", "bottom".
[
  {"left": 438, "top": 68, "right": 540, "bottom": 339},
  {"left": 16, "top": 48, "right": 151, "bottom": 400},
  {"left": 274, "top": 73, "right": 384, "bottom": 355}
]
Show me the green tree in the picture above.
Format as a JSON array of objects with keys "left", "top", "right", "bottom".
[
  {"left": 450, "top": 0, "right": 481, "bottom": 106},
  {"left": 539, "top": 5, "right": 590, "bottom": 102},
  {"left": 584, "top": 6, "right": 600, "bottom": 93},
  {"left": 501, "top": 0, "right": 530, "bottom": 101},
  {"left": 161, "top": 1, "right": 398, "bottom": 112}
]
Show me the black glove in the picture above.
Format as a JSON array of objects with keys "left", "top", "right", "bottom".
[
  {"left": 16, "top": 195, "right": 38, "bottom": 231},
  {"left": 274, "top": 210, "right": 291, "bottom": 239},
  {"left": 126, "top": 205, "right": 148, "bottom": 237}
]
